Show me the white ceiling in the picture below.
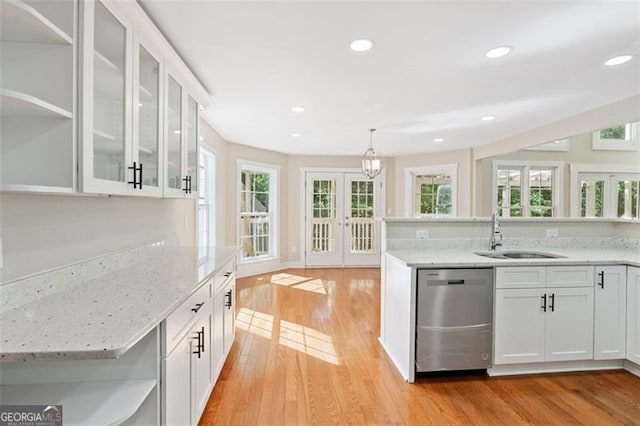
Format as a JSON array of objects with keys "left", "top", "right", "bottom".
[{"left": 139, "top": 1, "right": 640, "bottom": 156}]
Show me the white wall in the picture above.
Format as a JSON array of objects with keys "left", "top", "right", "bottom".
[{"left": 0, "top": 193, "right": 195, "bottom": 282}]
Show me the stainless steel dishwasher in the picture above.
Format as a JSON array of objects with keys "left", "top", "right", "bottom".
[{"left": 416, "top": 268, "right": 493, "bottom": 372}]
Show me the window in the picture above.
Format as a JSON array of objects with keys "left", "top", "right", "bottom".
[
  {"left": 592, "top": 122, "right": 638, "bottom": 151},
  {"left": 572, "top": 166, "right": 640, "bottom": 219},
  {"left": 493, "top": 161, "right": 563, "bottom": 217},
  {"left": 405, "top": 164, "right": 457, "bottom": 217},
  {"left": 198, "top": 149, "right": 215, "bottom": 258},
  {"left": 238, "top": 161, "right": 279, "bottom": 262}
]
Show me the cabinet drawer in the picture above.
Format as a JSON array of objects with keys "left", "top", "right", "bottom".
[
  {"left": 213, "top": 259, "right": 235, "bottom": 295},
  {"left": 496, "top": 267, "right": 546, "bottom": 289},
  {"left": 547, "top": 266, "right": 594, "bottom": 288},
  {"left": 164, "top": 284, "right": 210, "bottom": 355}
]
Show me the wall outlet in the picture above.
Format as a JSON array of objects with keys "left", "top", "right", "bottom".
[
  {"left": 546, "top": 229, "right": 559, "bottom": 238},
  {"left": 416, "top": 229, "right": 429, "bottom": 239}
]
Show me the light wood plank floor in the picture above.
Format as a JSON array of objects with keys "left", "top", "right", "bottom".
[{"left": 200, "top": 268, "right": 640, "bottom": 425}]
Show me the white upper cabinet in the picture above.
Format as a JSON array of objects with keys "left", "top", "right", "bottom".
[
  {"left": 1, "top": 0, "right": 76, "bottom": 192},
  {"left": 163, "top": 69, "right": 200, "bottom": 199},
  {"left": 80, "top": 0, "right": 133, "bottom": 195},
  {"left": 133, "top": 31, "right": 164, "bottom": 196},
  {"left": 1, "top": 0, "right": 208, "bottom": 196}
]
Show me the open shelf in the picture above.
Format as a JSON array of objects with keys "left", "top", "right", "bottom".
[
  {"left": 0, "top": 0, "right": 72, "bottom": 45},
  {"left": 1, "top": 88, "right": 72, "bottom": 118},
  {"left": 0, "top": 379, "right": 156, "bottom": 426}
]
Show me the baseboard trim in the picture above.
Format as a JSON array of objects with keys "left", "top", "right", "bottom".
[
  {"left": 377, "top": 337, "right": 414, "bottom": 383},
  {"left": 488, "top": 359, "right": 624, "bottom": 377},
  {"left": 624, "top": 359, "right": 640, "bottom": 378}
]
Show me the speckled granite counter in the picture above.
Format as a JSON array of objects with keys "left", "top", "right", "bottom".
[
  {"left": 0, "top": 243, "right": 239, "bottom": 362},
  {"left": 387, "top": 246, "right": 639, "bottom": 268}
]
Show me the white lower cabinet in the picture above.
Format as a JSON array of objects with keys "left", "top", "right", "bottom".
[
  {"left": 163, "top": 258, "right": 236, "bottom": 425},
  {"left": 494, "top": 266, "right": 594, "bottom": 365},
  {"left": 627, "top": 266, "right": 640, "bottom": 364},
  {"left": 594, "top": 266, "right": 627, "bottom": 360}
]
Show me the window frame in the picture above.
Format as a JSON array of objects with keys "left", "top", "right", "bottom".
[
  {"left": 492, "top": 160, "right": 564, "bottom": 218},
  {"left": 237, "top": 159, "right": 280, "bottom": 263},
  {"left": 197, "top": 148, "right": 215, "bottom": 256},
  {"left": 404, "top": 164, "right": 458, "bottom": 217},
  {"left": 592, "top": 122, "right": 639, "bottom": 151},
  {"left": 570, "top": 163, "right": 640, "bottom": 219}
]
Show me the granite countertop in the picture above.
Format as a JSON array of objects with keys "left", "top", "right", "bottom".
[
  {"left": 0, "top": 244, "right": 239, "bottom": 362},
  {"left": 386, "top": 247, "right": 640, "bottom": 268}
]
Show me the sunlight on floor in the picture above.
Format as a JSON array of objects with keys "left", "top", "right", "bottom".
[
  {"left": 279, "top": 320, "right": 339, "bottom": 365},
  {"left": 269, "top": 273, "right": 327, "bottom": 295},
  {"left": 236, "top": 308, "right": 274, "bottom": 339}
]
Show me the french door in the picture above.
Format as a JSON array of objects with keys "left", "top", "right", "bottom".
[{"left": 304, "top": 171, "right": 382, "bottom": 267}]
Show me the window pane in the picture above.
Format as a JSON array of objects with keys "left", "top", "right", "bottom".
[
  {"left": 240, "top": 168, "right": 274, "bottom": 260},
  {"left": 617, "top": 180, "right": 639, "bottom": 219},
  {"left": 580, "top": 179, "right": 604, "bottom": 218},
  {"left": 415, "top": 174, "right": 451, "bottom": 216},
  {"left": 600, "top": 125, "right": 626, "bottom": 140},
  {"left": 496, "top": 168, "right": 521, "bottom": 217}
]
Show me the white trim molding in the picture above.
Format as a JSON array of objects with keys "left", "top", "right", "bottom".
[{"left": 404, "top": 163, "right": 458, "bottom": 217}]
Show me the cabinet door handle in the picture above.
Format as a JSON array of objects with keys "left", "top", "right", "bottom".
[
  {"left": 187, "top": 175, "right": 192, "bottom": 194},
  {"left": 199, "top": 326, "right": 205, "bottom": 353},
  {"left": 182, "top": 176, "right": 189, "bottom": 193},
  {"left": 549, "top": 293, "right": 555, "bottom": 312},
  {"left": 192, "top": 330, "right": 202, "bottom": 358},
  {"left": 225, "top": 290, "right": 232, "bottom": 309},
  {"left": 598, "top": 271, "right": 604, "bottom": 289},
  {"left": 127, "top": 161, "right": 142, "bottom": 189},
  {"left": 138, "top": 162, "right": 143, "bottom": 189},
  {"left": 541, "top": 294, "right": 547, "bottom": 312},
  {"left": 224, "top": 272, "right": 231, "bottom": 278},
  {"left": 191, "top": 302, "right": 204, "bottom": 313}
]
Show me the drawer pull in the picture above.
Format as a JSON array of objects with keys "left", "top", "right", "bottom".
[
  {"left": 597, "top": 271, "right": 604, "bottom": 289},
  {"left": 191, "top": 302, "right": 204, "bottom": 313},
  {"left": 541, "top": 294, "right": 547, "bottom": 312},
  {"left": 549, "top": 293, "right": 555, "bottom": 312}
]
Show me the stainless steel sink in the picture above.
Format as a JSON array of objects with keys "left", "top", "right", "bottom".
[{"left": 474, "top": 250, "right": 566, "bottom": 260}]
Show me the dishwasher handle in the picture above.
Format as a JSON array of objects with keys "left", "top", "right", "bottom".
[{"left": 447, "top": 279, "right": 465, "bottom": 285}]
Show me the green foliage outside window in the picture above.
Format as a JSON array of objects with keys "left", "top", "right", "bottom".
[{"left": 600, "top": 125, "right": 626, "bottom": 140}]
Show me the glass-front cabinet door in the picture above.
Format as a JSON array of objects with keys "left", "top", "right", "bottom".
[
  {"left": 163, "top": 72, "right": 199, "bottom": 198},
  {"left": 132, "top": 33, "right": 163, "bottom": 196},
  {"left": 81, "top": 0, "right": 132, "bottom": 195},
  {"left": 165, "top": 73, "right": 184, "bottom": 197},
  {"left": 185, "top": 95, "right": 199, "bottom": 198}
]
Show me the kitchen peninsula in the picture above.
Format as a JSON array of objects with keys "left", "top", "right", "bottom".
[{"left": 379, "top": 217, "right": 640, "bottom": 382}]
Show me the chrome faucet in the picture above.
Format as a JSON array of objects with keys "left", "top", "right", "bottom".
[{"left": 490, "top": 212, "right": 503, "bottom": 251}]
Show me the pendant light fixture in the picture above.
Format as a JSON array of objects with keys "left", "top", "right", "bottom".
[{"left": 362, "top": 128, "right": 383, "bottom": 179}]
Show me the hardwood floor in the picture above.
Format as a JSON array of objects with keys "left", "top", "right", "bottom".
[{"left": 200, "top": 268, "right": 640, "bottom": 425}]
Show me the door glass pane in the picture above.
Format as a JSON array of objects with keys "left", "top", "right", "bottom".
[
  {"left": 616, "top": 179, "right": 639, "bottom": 219},
  {"left": 138, "top": 45, "right": 159, "bottom": 187},
  {"left": 529, "top": 169, "right": 554, "bottom": 217},
  {"left": 167, "top": 75, "right": 182, "bottom": 189},
  {"left": 414, "top": 174, "right": 452, "bottom": 215},
  {"left": 186, "top": 95, "right": 198, "bottom": 192},
  {"left": 93, "top": 1, "right": 126, "bottom": 182},
  {"left": 311, "top": 179, "right": 337, "bottom": 253},
  {"left": 497, "top": 168, "right": 522, "bottom": 217},
  {"left": 580, "top": 179, "right": 604, "bottom": 217},
  {"left": 349, "top": 179, "right": 375, "bottom": 254}
]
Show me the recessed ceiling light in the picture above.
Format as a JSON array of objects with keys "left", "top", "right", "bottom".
[
  {"left": 433, "top": 138, "right": 444, "bottom": 143},
  {"left": 604, "top": 55, "right": 633, "bottom": 66},
  {"left": 291, "top": 133, "right": 302, "bottom": 138},
  {"left": 350, "top": 39, "right": 373, "bottom": 52},
  {"left": 291, "top": 106, "right": 305, "bottom": 113},
  {"left": 481, "top": 115, "right": 496, "bottom": 121},
  {"left": 485, "top": 46, "right": 512, "bottom": 59}
]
